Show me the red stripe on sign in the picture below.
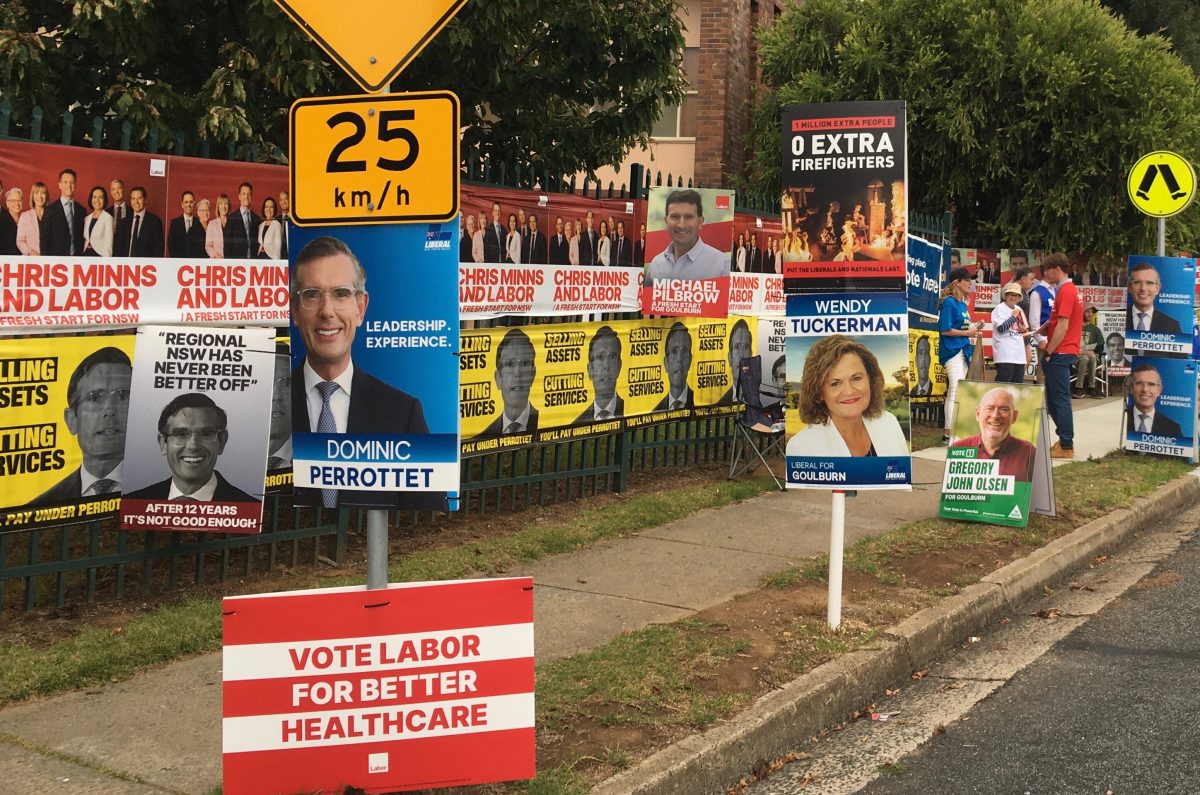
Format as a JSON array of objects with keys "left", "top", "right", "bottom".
[
  {"left": 223, "top": 727, "right": 535, "bottom": 794},
  {"left": 791, "top": 115, "right": 896, "bottom": 132},
  {"left": 223, "top": 657, "right": 534, "bottom": 717},
  {"left": 120, "top": 498, "right": 263, "bottom": 534},
  {"left": 222, "top": 578, "right": 534, "bottom": 645}
]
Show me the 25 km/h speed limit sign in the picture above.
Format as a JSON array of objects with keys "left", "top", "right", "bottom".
[{"left": 289, "top": 91, "right": 460, "bottom": 227}]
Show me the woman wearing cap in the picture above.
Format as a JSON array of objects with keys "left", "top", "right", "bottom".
[
  {"left": 938, "top": 267, "right": 984, "bottom": 442},
  {"left": 991, "top": 281, "right": 1032, "bottom": 384}
]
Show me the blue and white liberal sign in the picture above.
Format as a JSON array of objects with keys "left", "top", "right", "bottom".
[
  {"left": 784, "top": 292, "right": 911, "bottom": 490},
  {"left": 289, "top": 222, "right": 460, "bottom": 501}
]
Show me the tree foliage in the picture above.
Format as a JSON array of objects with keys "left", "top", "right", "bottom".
[
  {"left": 0, "top": 0, "right": 686, "bottom": 175},
  {"left": 745, "top": 0, "right": 1200, "bottom": 258},
  {"left": 1102, "top": 0, "right": 1200, "bottom": 76}
]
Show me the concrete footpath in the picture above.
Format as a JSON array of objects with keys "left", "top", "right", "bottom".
[{"left": 0, "top": 396, "right": 1182, "bottom": 795}]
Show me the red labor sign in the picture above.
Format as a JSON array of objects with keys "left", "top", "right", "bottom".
[{"left": 222, "top": 577, "right": 535, "bottom": 794}]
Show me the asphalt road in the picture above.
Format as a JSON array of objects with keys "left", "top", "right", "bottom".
[{"left": 748, "top": 502, "right": 1200, "bottom": 795}]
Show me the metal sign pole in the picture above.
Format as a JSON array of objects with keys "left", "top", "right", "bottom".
[
  {"left": 827, "top": 490, "right": 846, "bottom": 629},
  {"left": 366, "top": 510, "right": 388, "bottom": 589},
  {"left": 364, "top": 81, "right": 395, "bottom": 592},
  {"left": 1158, "top": 217, "right": 1166, "bottom": 257}
]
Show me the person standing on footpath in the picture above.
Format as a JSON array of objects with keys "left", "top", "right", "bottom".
[
  {"left": 938, "top": 267, "right": 984, "bottom": 442},
  {"left": 1036, "top": 253, "right": 1083, "bottom": 459}
]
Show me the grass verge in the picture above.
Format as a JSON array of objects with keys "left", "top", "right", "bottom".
[
  {"left": 506, "top": 453, "right": 1191, "bottom": 793},
  {"left": 765, "top": 453, "right": 1192, "bottom": 588},
  {"left": 0, "top": 476, "right": 777, "bottom": 706},
  {"left": 0, "top": 452, "right": 1191, "bottom": 795}
]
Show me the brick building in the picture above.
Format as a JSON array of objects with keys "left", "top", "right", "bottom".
[{"left": 593, "top": 0, "right": 784, "bottom": 191}]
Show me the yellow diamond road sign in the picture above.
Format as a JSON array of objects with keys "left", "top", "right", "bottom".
[
  {"left": 289, "top": 92, "right": 460, "bottom": 227},
  {"left": 1127, "top": 151, "right": 1196, "bottom": 218},
  {"left": 274, "top": 0, "right": 468, "bottom": 92}
]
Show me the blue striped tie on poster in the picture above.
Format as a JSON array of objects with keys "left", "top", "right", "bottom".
[
  {"left": 1124, "top": 357, "right": 1196, "bottom": 458},
  {"left": 288, "top": 222, "right": 460, "bottom": 509},
  {"left": 1121, "top": 254, "right": 1198, "bottom": 462},
  {"left": 784, "top": 292, "right": 911, "bottom": 489}
]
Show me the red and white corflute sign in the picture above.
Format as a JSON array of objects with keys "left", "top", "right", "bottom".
[{"left": 222, "top": 577, "right": 535, "bottom": 794}]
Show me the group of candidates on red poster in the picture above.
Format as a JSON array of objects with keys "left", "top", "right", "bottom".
[{"left": 0, "top": 168, "right": 291, "bottom": 260}]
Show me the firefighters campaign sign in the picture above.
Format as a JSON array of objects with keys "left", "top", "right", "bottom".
[
  {"left": 223, "top": 577, "right": 535, "bottom": 794},
  {"left": 779, "top": 100, "right": 908, "bottom": 294}
]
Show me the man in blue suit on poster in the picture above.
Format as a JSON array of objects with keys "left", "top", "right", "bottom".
[
  {"left": 1126, "top": 363, "right": 1183, "bottom": 437},
  {"left": 290, "top": 235, "right": 444, "bottom": 511},
  {"left": 1125, "top": 261, "right": 1182, "bottom": 334}
]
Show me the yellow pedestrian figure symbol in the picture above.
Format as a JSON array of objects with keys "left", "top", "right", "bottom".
[{"left": 1127, "top": 151, "right": 1196, "bottom": 218}]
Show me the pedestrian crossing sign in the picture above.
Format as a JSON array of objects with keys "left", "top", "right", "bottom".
[{"left": 1127, "top": 151, "right": 1196, "bottom": 218}]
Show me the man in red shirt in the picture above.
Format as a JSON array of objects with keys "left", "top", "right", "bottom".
[
  {"left": 1036, "top": 253, "right": 1083, "bottom": 458},
  {"left": 951, "top": 386, "right": 1037, "bottom": 481}
]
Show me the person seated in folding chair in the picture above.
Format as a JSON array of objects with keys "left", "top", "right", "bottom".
[
  {"left": 1072, "top": 306, "right": 1104, "bottom": 398},
  {"left": 729, "top": 353, "right": 786, "bottom": 489},
  {"left": 786, "top": 335, "right": 908, "bottom": 458}
]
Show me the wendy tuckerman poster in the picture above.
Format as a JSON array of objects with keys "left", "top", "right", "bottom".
[{"left": 784, "top": 292, "right": 910, "bottom": 490}]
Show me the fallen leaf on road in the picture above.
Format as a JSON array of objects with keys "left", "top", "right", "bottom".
[
  {"left": 911, "top": 668, "right": 929, "bottom": 680},
  {"left": 1036, "top": 607, "right": 1063, "bottom": 620}
]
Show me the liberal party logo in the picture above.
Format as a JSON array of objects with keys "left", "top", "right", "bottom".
[{"left": 424, "top": 225, "right": 452, "bottom": 251}]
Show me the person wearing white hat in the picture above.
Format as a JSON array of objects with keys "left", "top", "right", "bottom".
[{"left": 991, "top": 281, "right": 1032, "bottom": 384}]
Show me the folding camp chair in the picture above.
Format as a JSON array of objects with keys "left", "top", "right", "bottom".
[{"left": 728, "top": 355, "right": 787, "bottom": 490}]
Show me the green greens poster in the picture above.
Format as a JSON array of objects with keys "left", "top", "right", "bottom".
[{"left": 938, "top": 381, "right": 1046, "bottom": 527}]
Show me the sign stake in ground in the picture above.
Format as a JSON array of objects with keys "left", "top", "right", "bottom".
[{"left": 273, "top": 0, "right": 469, "bottom": 92}]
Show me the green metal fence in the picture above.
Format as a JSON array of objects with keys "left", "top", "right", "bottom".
[{"left": 1, "top": 413, "right": 737, "bottom": 612}]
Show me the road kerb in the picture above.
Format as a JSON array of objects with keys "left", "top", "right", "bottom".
[
  {"left": 589, "top": 642, "right": 911, "bottom": 795},
  {"left": 589, "top": 472, "right": 1200, "bottom": 795}
]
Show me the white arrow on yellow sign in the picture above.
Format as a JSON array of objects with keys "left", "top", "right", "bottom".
[{"left": 274, "top": 0, "right": 468, "bottom": 92}]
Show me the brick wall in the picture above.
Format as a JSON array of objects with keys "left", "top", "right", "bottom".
[{"left": 694, "top": 0, "right": 782, "bottom": 189}]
